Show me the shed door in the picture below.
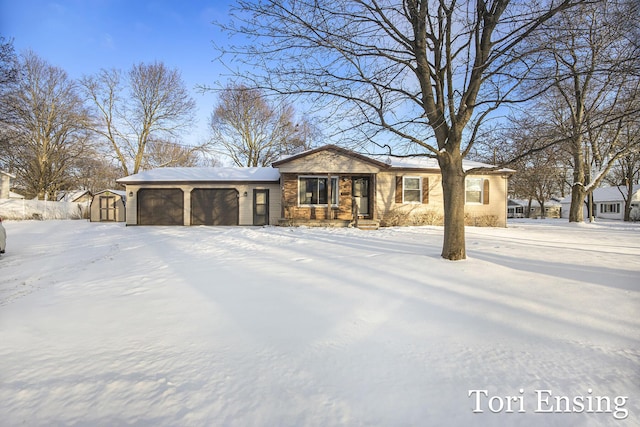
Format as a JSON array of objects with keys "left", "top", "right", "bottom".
[
  {"left": 191, "top": 189, "right": 239, "bottom": 225},
  {"left": 138, "top": 188, "right": 184, "bottom": 225},
  {"left": 99, "top": 196, "right": 116, "bottom": 221}
]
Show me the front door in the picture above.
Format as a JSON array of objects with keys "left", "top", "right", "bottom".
[
  {"left": 253, "top": 189, "right": 269, "bottom": 225},
  {"left": 353, "top": 177, "right": 369, "bottom": 217}
]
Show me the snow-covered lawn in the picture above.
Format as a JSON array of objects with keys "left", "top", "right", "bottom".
[{"left": 0, "top": 219, "right": 638, "bottom": 426}]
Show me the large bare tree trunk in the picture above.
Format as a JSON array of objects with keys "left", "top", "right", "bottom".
[
  {"left": 623, "top": 178, "right": 633, "bottom": 221},
  {"left": 439, "top": 152, "right": 466, "bottom": 260},
  {"left": 569, "top": 185, "right": 586, "bottom": 222},
  {"left": 568, "top": 145, "right": 586, "bottom": 222}
]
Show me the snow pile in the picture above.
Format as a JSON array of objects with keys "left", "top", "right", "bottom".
[{"left": 0, "top": 220, "right": 638, "bottom": 426}]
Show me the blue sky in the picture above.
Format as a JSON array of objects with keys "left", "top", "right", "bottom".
[{"left": 0, "top": 0, "right": 235, "bottom": 145}]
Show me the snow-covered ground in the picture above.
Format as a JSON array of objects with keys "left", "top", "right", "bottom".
[{"left": 0, "top": 219, "right": 638, "bottom": 426}]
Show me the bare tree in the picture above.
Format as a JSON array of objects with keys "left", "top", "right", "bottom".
[
  {"left": 210, "top": 84, "right": 316, "bottom": 167},
  {"left": 71, "top": 153, "right": 123, "bottom": 194},
  {"left": 0, "top": 51, "right": 92, "bottom": 199},
  {"left": 217, "top": 0, "right": 587, "bottom": 260},
  {"left": 0, "top": 36, "right": 19, "bottom": 165},
  {"left": 521, "top": 0, "right": 640, "bottom": 222},
  {"left": 606, "top": 122, "right": 640, "bottom": 221},
  {"left": 0, "top": 36, "right": 18, "bottom": 87},
  {"left": 81, "top": 62, "right": 198, "bottom": 176},
  {"left": 142, "top": 138, "right": 204, "bottom": 169},
  {"left": 489, "top": 119, "right": 566, "bottom": 217}
]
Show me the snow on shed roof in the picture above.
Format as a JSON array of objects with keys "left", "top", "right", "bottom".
[
  {"left": 117, "top": 167, "right": 280, "bottom": 184},
  {"left": 95, "top": 189, "right": 127, "bottom": 197}
]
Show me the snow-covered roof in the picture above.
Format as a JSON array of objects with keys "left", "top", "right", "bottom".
[
  {"left": 510, "top": 198, "right": 561, "bottom": 208},
  {"left": 273, "top": 144, "right": 515, "bottom": 173},
  {"left": 117, "top": 167, "right": 281, "bottom": 184},
  {"left": 9, "top": 191, "right": 24, "bottom": 199},
  {"left": 95, "top": 189, "right": 127, "bottom": 197},
  {"left": 559, "top": 185, "right": 640, "bottom": 204},
  {"left": 368, "top": 154, "right": 515, "bottom": 173},
  {"left": 57, "top": 190, "right": 92, "bottom": 202}
]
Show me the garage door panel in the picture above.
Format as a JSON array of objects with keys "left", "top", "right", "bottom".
[
  {"left": 191, "top": 189, "right": 239, "bottom": 226},
  {"left": 138, "top": 189, "right": 184, "bottom": 225}
]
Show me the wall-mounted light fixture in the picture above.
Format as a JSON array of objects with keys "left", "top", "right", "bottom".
[
  {"left": 243, "top": 191, "right": 248, "bottom": 197},
  {"left": 128, "top": 191, "right": 133, "bottom": 197}
]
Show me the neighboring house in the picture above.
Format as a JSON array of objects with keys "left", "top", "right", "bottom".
[
  {"left": 90, "top": 190, "right": 127, "bottom": 222},
  {"left": 560, "top": 185, "right": 640, "bottom": 220},
  {"left": 507, "top": 200, "right": 525, "bottom": 218},
  {"left": 117, "top": 167, "right": 281, "bottom": 226},
  {"left": 9, "top": 191, "right": 24, "bottom": 199},
  {"left": 510, "top": 198, "right": 562, "bottom": 219},
  {"left": 0, "top": 171, "right": 15, "bottom": 199},
  {"left": 57, "top": 190, "right": 93, "bottom": 203},
  {"left": 116, "top": 145, "right": 513, "bottom": 228},
  {"left": 56, "top": 189, "right": 93, "bottom": 219}
]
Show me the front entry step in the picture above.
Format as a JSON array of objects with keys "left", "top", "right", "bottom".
[{"left": 355, "top": 219, "right": 380, "bottom": 230}]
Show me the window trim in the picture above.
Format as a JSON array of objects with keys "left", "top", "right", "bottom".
[
  {"left": 600, "top": 203, "right": 620, "bottom": 214},
  {"left": 402, "top": 176, "right": 422, "bottom": 204},
  {"left": 297, "top": 175, "right": 339, "bottom": 207},
  {"left": 465, "top": 177, "right": 484, "bottom": 205}
]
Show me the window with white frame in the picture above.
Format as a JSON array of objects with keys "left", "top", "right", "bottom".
[
  {"left": 600, "top": 203, "right": 620, "bottom": 213},
  {"left": 403, "top": 176, "right": 422, "bottom": 203},
  {"left": 298, "top": 176, "right": 338, "bottom": 206},
  {"left": 465, "top": 178, "right": 484, "bottom": 204}
]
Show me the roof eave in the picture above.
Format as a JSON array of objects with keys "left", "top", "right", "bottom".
[
  {"left": 117, "top": 179, "right": 280, "bottom": 185},
  {"left": 272, "top": 144, "right": 391, "bottom": 169}
]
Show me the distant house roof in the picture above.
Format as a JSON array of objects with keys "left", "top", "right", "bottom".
[
  {"left": 57, "top": 190, "right": 92, "bottom": 202},
  {"left": 560, "top": 186, "right": 640, "bottom": 204},
  {"left": 510, "top": 198, "right": 561, "bottom": 208},
  {"left": 117, "top": 167, "right": 281, "bottom": 184}
]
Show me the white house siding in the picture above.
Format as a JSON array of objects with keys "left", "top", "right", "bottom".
[
  {"left": 465, "top": 174, "right": 509, "bottom": 227},
  {"left": 124, "top": 183, "right": 281, "bottom": 226},
  {"left": 375, "top": 171, "right": 443, "bottom": 220},
  {"left": 376, "top": 171, "right": 508, "bottom": 227},
  {"left": 0, "top": 171, "right": 14, "bottom": 199},
  {"left": 560, "top": 186, "right": 639, "bottom": 221}
]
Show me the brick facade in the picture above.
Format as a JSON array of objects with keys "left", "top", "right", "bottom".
[{"left": 282, "top": 173, "right": 372, "bottom": 221}]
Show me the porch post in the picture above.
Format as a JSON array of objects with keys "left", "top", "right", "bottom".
[
  {"left": 371, "top": 174, "right": 376, "bottom": 220},
  {"left": 327, "top": 173, "right": 332, "bottom": 220}
]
